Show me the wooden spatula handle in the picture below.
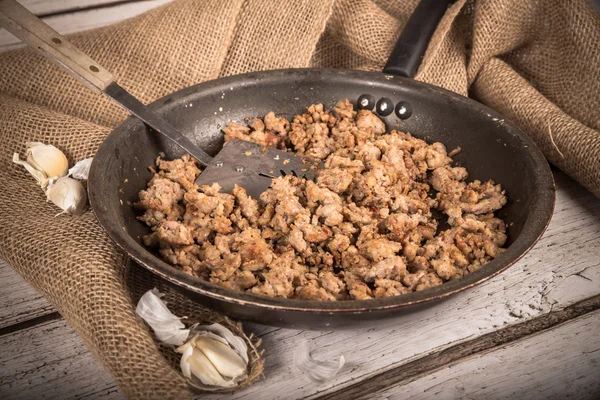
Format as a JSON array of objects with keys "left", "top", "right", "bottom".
[{"left": 0, "top": 0, "right": 114, "bottom": 91}]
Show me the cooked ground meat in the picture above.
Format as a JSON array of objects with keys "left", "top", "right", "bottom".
[{"left": 136, "top": 100, "right": 508, "bottom": 301}]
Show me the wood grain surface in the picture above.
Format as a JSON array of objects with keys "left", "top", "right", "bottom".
[
  {"left": 0, "top": 316, "right": 122, "bottom": 400},
  {"left": 0, "top": 264, "right": 55, "bottom": 329},
  {"left": 19, "top": 0, "right": 129, "bottom": 16},
  {"left": 0, "top": 0, "right": 172, "bottom": 52},
  {"left": 376, "top": 310, "right": 600, "bottom": 400},
  {"left": 0, "top": 2, "right": 599, "bottom": 398}
]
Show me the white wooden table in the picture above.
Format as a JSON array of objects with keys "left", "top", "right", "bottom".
[{"left": 1, "top": 2, "right": 599, "bottom": 399}]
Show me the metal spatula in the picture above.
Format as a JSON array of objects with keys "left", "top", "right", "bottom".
[{"left": 0, "top": 0, "right": 316, "bottom": 199}]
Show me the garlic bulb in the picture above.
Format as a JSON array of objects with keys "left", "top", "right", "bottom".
[
  {"left": 177, "top": 328, "right": 248, "bottom": 390},
  {"left": 179, "top": 342, "right": 229, "bottom": 386},
  {"left": 196, "top": 323, "right": 249, "bottom": 364},
  {"left": 13, "top": 142, "right": 69, "bottom": 188},
  {"left": 135, "top": 289, "right": 249, "bottom": 390},
  {"left": 177, "top": 334, "right": 248, "bottom": 389},
  {"left": 46, "top": 177, "right": 87, "bottom": 215},
  {"left": 27, "top": 142, "right": 69, "bottom": 179}
]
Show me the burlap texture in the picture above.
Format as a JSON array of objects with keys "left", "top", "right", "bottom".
[{"left": 0, "top": 0, "right": 598, "bottom": 398}]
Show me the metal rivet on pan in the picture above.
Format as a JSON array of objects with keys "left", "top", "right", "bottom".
[
  {"left": 215, "top": 162, "right": 223, "bottom": 167},
  {"left": 236, "top": 166, "right": 244, "bottom": 172},
  {"left": 357, "top": 94, "right": 375, "bottom": 111},
  {"left": 376, "top": 98, "right": 394, "bottom": 117},
  {"left": 395, "top": 101, "right": 413, "bottom": 120}
]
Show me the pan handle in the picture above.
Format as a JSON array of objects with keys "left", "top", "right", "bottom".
[{"left": 383, "top": 0, "right": 454, "bottom": 78}]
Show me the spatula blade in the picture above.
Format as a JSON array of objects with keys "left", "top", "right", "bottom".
[{"left": 195, "top": 139, "right": 319, "bottom": 199}]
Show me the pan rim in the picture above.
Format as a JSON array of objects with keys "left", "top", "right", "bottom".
[{"left": 89, "top": 68, "right": 556, "bottom": 314}]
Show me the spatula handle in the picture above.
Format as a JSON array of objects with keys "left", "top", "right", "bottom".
[
  {"left": 0, "top": 0, "right": 216, "bottom": 167},
  {"left": 0, "top": 0, "right": 114, "bottom": 91}
]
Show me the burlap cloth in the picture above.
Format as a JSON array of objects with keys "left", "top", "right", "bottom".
[{"left": 0, "top": 0, "right": 598, "bottom": 398}]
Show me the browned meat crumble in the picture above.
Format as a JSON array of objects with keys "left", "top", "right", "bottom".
[{"left": 136, "top": 100, "right": 508, "bottom": 301}]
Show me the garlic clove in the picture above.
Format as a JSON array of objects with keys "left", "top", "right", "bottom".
[
  {"left": 197, "top": 323, "right": 249, "bottom": 364},
  {"left": 195, "top": 330, "right": 230, "bottom": 346},
  {"left": 26, "top": 142, "right": 68, "bottom": 180},
  {"left": 13, "top": 153, "right": 48, "bottom": 186},
  {"left": 178, "top": 341, "right": 195, "bottom": 380},
  {"left": 177, "top": 338, "right": 236, "bottom": 389},
  {"left": 188, "top": 347, "right": 235, "bottom": 388},
  {"left": 193, "top": 336, "right": 247, "bottom": 380},
  {"left": 45, "top": 177, "right": 87, "bottom": 215}
]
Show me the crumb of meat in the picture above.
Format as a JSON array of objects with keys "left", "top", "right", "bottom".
[
  {"left": 232, "top": 185, "right": 260, "bottom": 224},
  {"left": 184, "top": 191, "right": 220, "bottom": 215},
  {"left": 217, "top": 270, "right": 258, "bottom": 291},
  {"left": 374, "top": 278, "right": 408, "bottom": 298},
  {"left": 359, "top": 238, "right": 402, "bottom": 263},
  {"left": 264, "top": 111, "right": 290, "bottom": 136},
  {"left": 224, "top": 117, "right": 287, "bottom": 149},
  {"left": 362, "top": 256, "right": 407, "bottom": 282},
  {"left": 136, "top": 99, "right": 510, "bottom": 301},
  {"left": 155, "top": 154, "right": 201, "bottom": 190},
  {"left": 296, "top": 284, "right": 337, "bottom": 301},
  {"left": 250, "top": 251, "right": 304, "bottom": 298},
  {"left": 356, "top": 110, "right": 385, "bottom": 136},
  {"left": 448, "top": 146, "right": 462, "bottom": 157},
  {"left": 344, "top": 272, "right": 373, "bottom": 300},
  {"left": 334, "top": 99, "right": 355, "bottom": 120},
  {"left": 135, "top": 176, "right": 184, "bottom": 214},
  {"left": 154, "top": 220, "right": 194, "bottom": 247},
  {"left": 223, "top": 122, "right": 251, "bottom": 142},
  {"left": 235, "top": 228, "right": 275, "bottom": 271},
  {"left": 316, "top": 168, "right": 353, "bottom": 193}
]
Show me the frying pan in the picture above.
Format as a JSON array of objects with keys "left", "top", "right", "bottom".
[{"left": 86, "top": 0, "right": 554, "bottom": 329}]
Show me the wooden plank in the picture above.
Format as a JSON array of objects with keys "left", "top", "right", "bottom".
[
  {"left": 1, "top": 291, "right": 597, "bottom": 400},
  {"left": 201, "top": 171, "right": 600, "bottom": 400},
  {"left": 0, "top": 259, "right": 55, "bottom": 329},
  {"left": 0, "top": 0, "right": 173, "bottom": 52},
  {"left": 0, "top": 318, "right": 122, "bottom": 400},
  {"left": 19, "top": 0, "right": 128, "bottom": 16},
  {"left": 375, "top": 310, "right": 600, "bottom": 400},
  {"left": 314, "top": 294, "right": 600, "bottom": 399}
]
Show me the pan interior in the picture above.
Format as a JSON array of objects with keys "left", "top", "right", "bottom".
[{"left": 89, "top": 69, "right": 554, "bottom": 312}]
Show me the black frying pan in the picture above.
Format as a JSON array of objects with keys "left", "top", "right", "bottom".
[{"left": 86, "top": 0, "right": 554, "bottom": 329}]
